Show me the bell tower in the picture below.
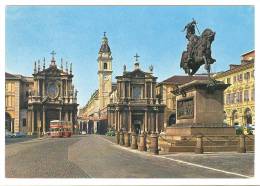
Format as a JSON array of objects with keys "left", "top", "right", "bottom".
[{"left": 97, "top": 32, "right": 113, "bottom": 109}]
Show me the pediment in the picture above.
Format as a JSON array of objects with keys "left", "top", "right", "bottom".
[
  {"left": 37, "top": 66, "right": 68, "bottom": 77},
  {"left": 127, "top": 69, "right": 146, "bottom": 78}
]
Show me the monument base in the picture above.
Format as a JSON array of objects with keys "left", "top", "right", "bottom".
[{"left": 166, "top": 125, "right": 236, "bottom": 137}]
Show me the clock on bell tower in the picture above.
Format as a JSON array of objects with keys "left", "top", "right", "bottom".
[{"left": 97, "top": 32, "right": 113, "bottom": 109}]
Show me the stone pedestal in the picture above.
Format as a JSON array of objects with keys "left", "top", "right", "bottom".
[
  {"left": 131, "top": 133, "right": 138, "bottom": 149},
  {"left": 238, "top": 134, "right": 246, "bottom": 153},
  {"left": 124, "top": 132, "right": 130, "bottom": 147},
  {"left": 115, "top": 131, "right": 120, "bottom": 144},
  {"left": 150, "top": 133, "right": 159, "bottom": 155},
  {"left": 119, "top": 131, "right": 124, "bottom": 146},
  {"left": 138, "top": 132, "right": 147, "bottom": 151},
  {"left": 167, "top": 80, "right": 236, "bottom": 136},
  {"left": 194, "top": 135, "right": 203, "bottom": 154}
]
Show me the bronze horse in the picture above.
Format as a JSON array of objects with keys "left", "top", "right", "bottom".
[{"left": 180, "top": 28, "right": 216, "bottom": 76}]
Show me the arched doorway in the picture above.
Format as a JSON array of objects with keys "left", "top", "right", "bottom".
[
  {"left": 168, "top": 113, "right": 176, "bottom": 126},
  {"left": 5, "top": 112, "right": 12, "bottom": 132},
  {"left": 232, "top": 110, "right": 239, "bottom": 126},
  {"left": 244, "top": 108, "right": 252, "bottom": 126}
]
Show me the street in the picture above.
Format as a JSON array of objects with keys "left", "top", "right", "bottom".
[{"left": 6, "top": 135, "right": 254, "bottom": 178}]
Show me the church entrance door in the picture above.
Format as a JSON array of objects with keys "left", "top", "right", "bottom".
[{"left": 132, "top": 114, "right": 143, "bottom": 134}]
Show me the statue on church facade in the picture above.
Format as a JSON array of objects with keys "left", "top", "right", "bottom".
[{"left": 180, "top": 19, "right": 216, "bottom": 76}]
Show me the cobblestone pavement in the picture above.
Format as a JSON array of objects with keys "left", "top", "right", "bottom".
[{"left": 6, "top": 135, "right": 254, "bottom": 178}]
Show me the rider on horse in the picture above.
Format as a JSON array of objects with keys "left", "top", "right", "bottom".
[{"left": 183, "top": 19, "right": 200, "bottom": 62}]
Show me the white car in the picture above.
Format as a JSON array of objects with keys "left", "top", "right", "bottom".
[{"left": 81, "top": 131, "right": 86, "bottom": 135}]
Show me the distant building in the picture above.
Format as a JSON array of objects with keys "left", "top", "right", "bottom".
[
  {"left": 5, "top": 72, "right": 34, "bottom": 133},
  {"left": 108, "top": 59, "right": 165, "bottom": 133},
  {"left": 214, "top": 50, "right": 255, "bottom": 126},
  {"left": 79, "top": 33, "right": 113, "bottom": 134},
  {"left": 156, "top": 75, "right": 208, "bottom": 129}
]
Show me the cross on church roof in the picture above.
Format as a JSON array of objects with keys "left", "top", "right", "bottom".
[
  {"left": 50, "top": 50, "right": 56, "bottom": 59},
  {"left": 134, "top": 53, "right": 140, "bottom": 62}
]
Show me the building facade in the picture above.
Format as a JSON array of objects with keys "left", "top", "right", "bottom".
[
  {"left": 79, "top": 33, "right": 113, "bottom": 134},
  {"left": 156, "top": 75, "right": 208, "bottom": 129},
  {"left": 107, "top": 60, "right": 165, "bottom": 133},
  {"left": 214, "top": 50, "right": 255, "bottom": 126},
  {"left": 27, "top": 52, "right": 78, "bottom": 135},
  {"left": 5, "top": 73, "right": 34, "bottom": 133}
]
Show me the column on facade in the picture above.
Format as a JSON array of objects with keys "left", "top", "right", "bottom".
[
  {"left": 59, "top": 108, "right": 62, "bottom": 121},
  {"left": 34, "top": 80, "right": 37, "bottom": 96},
  {"left": 37, "top": 110, "right": 41, "bottom": 133},
  {"left": 118, "top": 82, "right": 121, "bottom": 98},
  {"left": 42, "top": 108, "right": 46, "bottom": 133},
  {"left": 155, "top": 111, "right": 159, "bottom": 133},
  {"left": 118, "top": 111, "right": 121, "bottom": 130},
  {"left": 37, "top": 79, "right": 40, "bottom": 96},
  {"left": 10, "top": 119, "right": 13, "bottom": 133},
  {"left": 66, "top": 79, "right": 68, "bottom": 97},
  {"left": 144, "top": 82, "right": 147, "bottom": 99},
  {"left": 70, "top": 111, "right": 73, "bottom": 123},
  {"left": 128, "top": 109, "right": 132, "bottom": 133},
  {"left": 115, "top": 110, "right": 118, "bottom": 131},
  {"left": 42, "top": 79, "right": 45, "bottom": 97},
  {"left": 128, "top": 82, "right": 131, "bottom": 99},
  {"left": 61, "top": 79, "right": 63, "bottom": 98},
  {"left": 145, "top": 110, "right": 148, "bottom": 132},
  {"left": 150, "top": 82, "right": 153, "bottom": 99},
  {"left": 27, "top": 110, "right": 32, "bottom": 134},
  {"left": 31, "top": 110, "right": 35, "bottom": 134},
  {"left": 122, "top": 81, "right": 125, "bottom": 99}
]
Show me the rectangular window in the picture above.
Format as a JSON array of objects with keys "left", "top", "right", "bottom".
[
  {"left": 239, "top": 91, "right": 243, "bottom": 103},
  {"left": 132, "top": 85, "right": 142, "bottom": 99},
  {"left": 236, "top": 92, "right": 240, "bottom": 103},
  {"left": 244, "top": 90, "right": 249, "bottom": 102},
  {"left": 244, "top": 72, "right": 250, "bottom": 81},
  {"left": 233, "top": 76, "right": 237, "bottom": 83},
  {"left": 251, "top": 88, "right": 254, "bottom": 101},
  {"left": 227, "top": 78, "right": 230, "bottom": 84}
]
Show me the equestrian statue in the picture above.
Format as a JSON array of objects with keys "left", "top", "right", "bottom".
[{"left": 180, "top": 19, "right": 216, "bottom": 76}]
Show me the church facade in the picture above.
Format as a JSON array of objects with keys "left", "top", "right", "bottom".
[
  {"left": 107, "top": 59, "right": 165, "bottom": 134},
  {"left": 27, "top": 52, "right": 78, "bottom": 135}
]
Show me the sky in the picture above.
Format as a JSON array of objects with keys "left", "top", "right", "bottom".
[{"left": 5, "top": 6, "right": 254, "bottom": 108}]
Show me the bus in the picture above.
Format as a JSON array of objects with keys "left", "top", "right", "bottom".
[{"left": 49, "top": 120, "right": 72, "bottom": 138}]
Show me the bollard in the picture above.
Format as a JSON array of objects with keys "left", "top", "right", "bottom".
[
  {"left": 119, "top": 131, "right": 124, "bottom": 146},
  {"left": 238, "top": 134, "right": 246, "bottom": 153},
  {"left": 124, "top": 132, "right": 130, "bottom": 147},
  {"left": 138, "top": 132, "right": 147, "bottom": 151},
  {"left": 115, "top": 131, "right": 120, "bottom": 144},
  {"left": 195, "top": 135, "right": 203, "bottom": 154},
  {"left": 150, "top": 132, "right": 159, "bottom": 155},
  {"left": 131, "top": 132, "right": 138, "bottom": 149}
]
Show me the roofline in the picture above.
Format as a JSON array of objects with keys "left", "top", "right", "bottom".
[
  {"left": 241, "top": 50, "right": 255, "bottom": 57},
  {"left": 214, "top": 61, "right": 254, "bottom": 79}
]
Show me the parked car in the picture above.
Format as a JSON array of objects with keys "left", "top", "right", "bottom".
[
  {"left": 13, "top": 132, "right": 26, "bottom": 138},
  {"left": 234, "top": 124, "right": 243, "bottom": 135},
  {"left": 81, "top": 131, "right": 87, "bottom": 135},
  {"left": 244, "top": 124, "right": 255, "bottom": 135},
  {"left": 5, "top": 131, "right": 14, "bottom": 138}
]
